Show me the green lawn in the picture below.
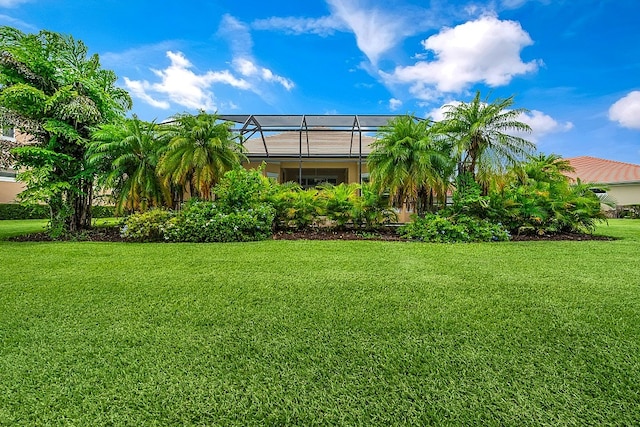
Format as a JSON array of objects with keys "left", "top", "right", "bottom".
[{"left": 1, "top": 220, "right": 639, "bottom": 425}]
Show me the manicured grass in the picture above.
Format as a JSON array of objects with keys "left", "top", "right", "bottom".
[{"left": 1, "top": 220, "right": 639, "bottom": 425}]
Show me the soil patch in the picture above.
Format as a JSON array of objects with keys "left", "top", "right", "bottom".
[{"left": 8, "top": 226, "right": 613, "bottom": 242}]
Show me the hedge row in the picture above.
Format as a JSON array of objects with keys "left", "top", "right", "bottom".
[{"left": 0, "top": 204, "right": 116, "bottom": 220}]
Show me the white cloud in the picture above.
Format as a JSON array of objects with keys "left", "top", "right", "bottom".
[
  {"left": 124, "top": 50, "right": 250, "bottom": 111},
  {"left": 123, "top": 78, "right": 170, "bottom": 110},
  {"left": 389, "top": 98, "right": 403, "bottom": 111},
  {"left": 0, "top": 13, "right": 34, "bottom": 29},
  {"left": 326, "top": 0, "right": 426, "bottom": 65},
  {"left": 426, "top": 101, "right": 571, "bottom": 143},
  {"left": 384, "top": 15, "right": 540, "bottom": 98},
  {"left": 233, "top": 58, "right": 294, "bottom": 91},
  {"left": 609, "top": 91, "right": 640, "bottom": 129},
  {"left": 252, "top": 15, "right": 345, "bottom": 36},
  {"left": 0, "top": 0, "right": 31, "bottom": 7},
  {"left": 123, "top": 16, "right": 295, "bottom": 111},
  {"left": 219, "top": 15, "right": 295, "bottom": 92},
  {"left": 516, "top": 110, "right": 573, "bottom": 142}
]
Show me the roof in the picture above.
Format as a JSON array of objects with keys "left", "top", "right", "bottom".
[
  {"left": 219, "top": 114, "right": 417, "bottom": 159},
  {"left": 242, "top": 130, "right": 377, "bottom": 158},
  {"left": 566, "top": 156, "right": 640, "bottom": 184},
  {"left": 219, "top": 114, "right": 407, "bottom": 133}
]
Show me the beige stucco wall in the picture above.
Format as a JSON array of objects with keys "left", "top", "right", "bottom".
[
  {"left": 607, "top": 183, "right": 640, "bottom": 206},
  {"left": 0, "top": 179, "right": 24, "bottom": 203}
]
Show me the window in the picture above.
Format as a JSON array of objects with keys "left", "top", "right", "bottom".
[{"left": 1, "top": 127, "right": 15, "bottom": 139}]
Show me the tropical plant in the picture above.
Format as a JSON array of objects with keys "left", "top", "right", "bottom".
[
  {"left": 88, "top": 117, "right": 170, "bottom": 214},
  {"left": 439, "top": 91, "right": 534, "bottom": 192},
  {"left": 318, "top": 183, "right": 359, "bottom": 229},
  {"left": 497, "top": 154, "right": 607, "bottom": 234},
  {"left": 158, "top": 112, "right": 246, "bottom": 201},
  {"left": 0, "top": 26, "right": 132, "bottom": 235},
  {"left": 351, "top": 182, "right": 397, "bottom": 229},
  {"left": 368, "top": 115, "right": 453, "bottom": 216}
]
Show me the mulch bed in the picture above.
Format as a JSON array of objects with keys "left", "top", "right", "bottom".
[{"left": 8, "top": 226, "right": 613, "bottom": 242}]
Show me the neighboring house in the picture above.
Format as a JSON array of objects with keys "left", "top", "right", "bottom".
[
  {"left": 0, "top": 127, "right": 26, "bottom": 204},
  {"left": 221, "top": 114, "right": 400, "bottom": 188},
  {"left": 565, "top": 156, "right": 640, "bottom": 208}
]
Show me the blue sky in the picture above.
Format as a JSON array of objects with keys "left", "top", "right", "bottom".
[{"left": 2, "top": 0, "right": 640, "bottom": 163}]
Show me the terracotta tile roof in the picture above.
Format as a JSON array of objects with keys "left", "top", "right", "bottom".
[{"left": 565, "top": 156, "right": 640, "bottom": 184}]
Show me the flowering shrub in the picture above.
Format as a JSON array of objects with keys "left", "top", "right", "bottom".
[
  {"left": 122, "top": 209, "right": 174, "bottom": 242},
  {"left": 163, "top": 200, "right": 275, "bottom": 242}
]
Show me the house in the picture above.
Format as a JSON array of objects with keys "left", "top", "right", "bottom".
[
  {"left": 565, "top": 156, "right": 640, "bottom": 209},
  {"left": 0, "top": 127, "right": 26, "bottom": 204},
  {"left": 220, "top": 114, "right": 402, "bottom": 188}
]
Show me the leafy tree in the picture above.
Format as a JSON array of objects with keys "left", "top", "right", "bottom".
[
  {"left": 440, "top": 91, "right": 534, "bottom": 192},
  {"left": 157, "top": 112, "right": 246, "bottom": 201},
  {"left": 87, "top": 116, "right": 170, "bottom": 214},
  {"left": 368, "top": 115, "right": 452, "bottom": 216},
  {"left": 0, "top": 26, "right": 131, "bottom": 235}
]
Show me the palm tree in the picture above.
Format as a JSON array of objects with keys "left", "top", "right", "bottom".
[
  {"left": 157, "top": 112, "right": 246, "bottom": 201},
  {"left": 88, "top": 116, "right": 170, "bottom": 213},
  {"left": 367, "top": 115, "right": 453, "bottom": 216},
  {"left": 440, "top": 91, "right": 534, "bottom": 192}
]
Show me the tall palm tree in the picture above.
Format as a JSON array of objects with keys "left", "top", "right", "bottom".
[
  {"left": 440, "top": 91, "right": 534, "bottom": 192},
  {"left": 367, "top": 115, "right": 453, "bottom": 216},
  {"left": 88, "top": 116, "right": 170, "bottom": 213},
  {"left": 157, "top": 112, "right": 246, "bottom": 201}
]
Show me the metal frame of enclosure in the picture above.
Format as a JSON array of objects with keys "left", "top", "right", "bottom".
[{"left": 218, "top": 114, "right": 414, "bottom": 185}]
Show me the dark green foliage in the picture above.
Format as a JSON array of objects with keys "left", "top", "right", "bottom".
[
  {"left": 0, "top": 203, "right": 114, "bottom": 220},
  {"left": 0, "top": 203, "right": 48, "bottom": 219},
  {"left": 399, "top": 213, "right": 509, "bottom": 242}
]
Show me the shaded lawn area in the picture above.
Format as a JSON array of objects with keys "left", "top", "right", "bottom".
[{"left": 0, "top": 220, "right": 639, "bottom": 425}]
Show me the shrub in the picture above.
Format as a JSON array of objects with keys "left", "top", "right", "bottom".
[
  {"left": 268, "top": 186, "right": 324, "bottom": 230},
  {"left": 399, "top": 214, "right": 509, "bottom": 243},
  {"left": 122, "top": 209, "right": 174, "bottom": 242},
  {"left": 319, "top": 183, "right": 358, "bottom": 229},
  {"left": 352, "top": 183, "right": 397, "bottom": 229},
  {"left": 164, "top": 200, "right": 274, "bottom": 243},
  {"left": 213, "top": 166, "right": 273, "bottom": 213},
  {"left": 0, "top": 203, "right": 116, "bottom": 220},
  {"left": 92, "top": 205, "right": 116, "bottom": 218},
  {"left": 0, "top": 203, "right": 49, "bottom": 220}
]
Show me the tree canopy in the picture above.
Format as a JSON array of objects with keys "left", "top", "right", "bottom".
[{"left": 0, "top": 26, "right": 132, "bottom": 234}]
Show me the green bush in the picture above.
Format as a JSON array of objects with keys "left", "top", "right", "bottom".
[
  {"left": 92, "top": 205, "right": 116, "bottom": 218},
  {"left": 0, "top": 203, "right": 49, "bottom": 220},
  {"left": 213, "top": 166, "right": 273, "bottom": 213},
  {"left": 0, "top": 203, "right": 116, "bottom": 220},
  {"left": 164, "top": 200, "right": 274, "bottom": 243},
  {"left": 399, "top": 214, "right": 509, "bottom": 243},
  {"left": 352, "top": 183, "right": 398, "bottom": 229},
  {"left": 268, "top": 186, "right": 324, "bottom": 230},
  {"left": 122, "top": 209, "right": 174, "bottom": 242}
]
